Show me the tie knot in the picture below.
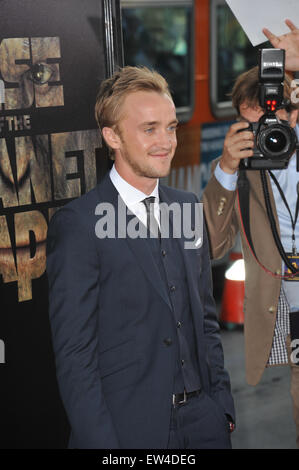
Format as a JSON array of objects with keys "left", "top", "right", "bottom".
[
  {"left": 141, "top": 196, "right": 160, "bottom": 239},
  {"left": 142, "top": 196, "right": 156, "bottom": 212}
]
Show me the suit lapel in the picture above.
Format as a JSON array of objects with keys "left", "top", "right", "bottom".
[{"left": 96, "top": 175, "right": 172, "bottom": 311}]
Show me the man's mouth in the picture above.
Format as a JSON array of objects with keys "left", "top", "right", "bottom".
[{"left": 149, "top": 151, "right": 171, "bottom": 158}]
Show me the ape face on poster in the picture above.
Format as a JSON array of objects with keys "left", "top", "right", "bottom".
[{"left": 0, "top": 0, "right": 113, "bottom": 448}]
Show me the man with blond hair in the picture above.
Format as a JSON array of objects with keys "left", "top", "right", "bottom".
[{"left": 47, "top": 66, "right": 234, "bottom": 449}]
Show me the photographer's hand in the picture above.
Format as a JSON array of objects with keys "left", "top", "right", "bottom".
[
  {"left": 263, "top": 19, "right": 299, "bottom": 72},
  {"left": 220, "top": 122, "right": 254, "bottom": 174}
]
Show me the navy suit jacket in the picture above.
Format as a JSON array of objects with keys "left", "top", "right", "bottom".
[{"left": 46, "top": 173, "right": 235, "bottom": 449}]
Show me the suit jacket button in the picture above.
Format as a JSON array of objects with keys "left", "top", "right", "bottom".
[
  {"left": 164, "top": 338, "right": 172, "bottom": 346},
  {"left": 268, "top": 306, "right": 275, "bottom": 314}
]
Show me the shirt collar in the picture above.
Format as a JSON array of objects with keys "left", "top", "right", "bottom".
[{"left": 109, "top": 164, "right": 159, "bottom": 207}]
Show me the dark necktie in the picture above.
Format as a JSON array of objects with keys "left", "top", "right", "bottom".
[{"left": 142, "top": 196, "right": 161, "bottom": 239}]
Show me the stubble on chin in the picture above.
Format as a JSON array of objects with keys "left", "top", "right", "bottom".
[
  {"left": 137, "top": 162, "right": 172, "bottom": 179},
  {"left": 123, "top": 152, "right": 173, "bottom": 179}
]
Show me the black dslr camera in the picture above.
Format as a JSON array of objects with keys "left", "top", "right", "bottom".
[{"left": 240, "top": 48, "right": 298, "bottom": 170}]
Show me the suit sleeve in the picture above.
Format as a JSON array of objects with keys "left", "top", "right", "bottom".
[
  {"left": 202, "top": 158, "right": 239, "bottom": 259},
  {"left": 200, "top": 219, "right": 235, "bottom": 422},
  {"left": 192, "top": 191, "right": 235, "bottom": 421},
  {"left": 46, "top": 207, "right": 120, "bottom": 449}
]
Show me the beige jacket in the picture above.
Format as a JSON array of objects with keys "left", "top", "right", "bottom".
[{"left": 203, "top": 159, "right": 282, "bottom": 386}]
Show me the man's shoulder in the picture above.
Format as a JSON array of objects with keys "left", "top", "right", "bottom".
[
  {"left": 65, "top": 185, "right": 100, "bottom": 212},
  {"left": 160, "top": 184, "right": 198, "bottom": 203},
  {"left": 60, "top": 173, "right": 113, "bottom": 213},
  {"left": 49, "top": 173, "right": 113, "bottom": 227}
]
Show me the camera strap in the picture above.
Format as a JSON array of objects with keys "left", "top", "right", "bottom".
[
  {"left": 237, "top": 169, "right": 299, "bottom": 278},
  {"left": 237, "top": 169, "right": 257, "bottom": 259},
  {"left": 268, "top": 170, "right": 299, "bottom": 256},
  {"left": 260, "top": 169, "right": 298, "bottom": 275}
]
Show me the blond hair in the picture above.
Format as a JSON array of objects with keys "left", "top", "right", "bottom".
[{"left": 95, "top": 65, "right": 172, "bottom": 131}]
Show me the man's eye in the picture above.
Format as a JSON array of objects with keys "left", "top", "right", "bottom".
[
  {"left": 168, "top": 125, "right": 178, "bottom": 132},
  {"left": 27, "top": 63, "right": 53, "bottom": 85},
  {"left": 145, "top": 128, "right": 154, "bottom": 134}
]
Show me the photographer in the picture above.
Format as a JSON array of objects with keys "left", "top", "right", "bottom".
[{"left": 202, "top": 64, "right": 299, "bottom": 447}]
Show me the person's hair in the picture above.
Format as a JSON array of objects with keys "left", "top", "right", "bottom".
[
  {"left": 95, "top": 65, "right": 171, "bottom": 130},
  {"left": 231, "top": 65, "right": 298, "bottom": 115}
]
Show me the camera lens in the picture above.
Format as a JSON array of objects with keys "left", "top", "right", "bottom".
[
  {"left": 265, "top": 130, "right": 287, "bottom": 154},
  {"left": 259, "top": 124, "right": 294, "bottom": 159}
]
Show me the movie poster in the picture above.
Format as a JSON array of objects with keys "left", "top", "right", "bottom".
[{"left": 0, "top": 0, "right": 119, "bottom": 448}]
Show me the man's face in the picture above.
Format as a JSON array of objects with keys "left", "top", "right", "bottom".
[
  {"left": 108, "top": 90, "right": 178, "bottom": 186},
  {"left": 239, "top": 101, "right": 298, "bottom": 127}
]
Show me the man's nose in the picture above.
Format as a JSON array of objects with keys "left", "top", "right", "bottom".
[{"left": 158, "top": 130, "right": 175, "bottom": 148}]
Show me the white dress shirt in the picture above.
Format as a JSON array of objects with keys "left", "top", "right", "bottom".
[{"left": 109, "top": 164, "right": 160, "bottom": 228}]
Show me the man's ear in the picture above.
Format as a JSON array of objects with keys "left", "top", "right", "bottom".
[
  {"left": 102, "top": 127, "right": 121, "bottom": 149},
  {"left": 289, "top": 109, "right": 299, "bottom": 128}
]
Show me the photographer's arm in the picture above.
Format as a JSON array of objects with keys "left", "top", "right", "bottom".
[
  {"left": 202, "top": 122, "right": 253, "bottom": 259},
  {"left": 263, "top": 19, "right": 299, "bottom": 72},
  {"left": 219, "top": 121, "right": 254, "bottom": 173},
  {"left": 203, "top": 167, "right": 238, "bottom": 260}
]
